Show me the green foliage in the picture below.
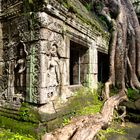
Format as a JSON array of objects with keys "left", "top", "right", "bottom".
[
  {"left": 0, "top": 116, "right": 38, "bottom": 138},
  {"left": 65, "top": 87, "right": 103, "bottom": 115},
  {"left": 58, "top": 0, "right": 67, "bottom": 4},
  {"left": 110, "top": 86, "right": 120, "bottom": 96},
  {"left": 62, "top": 117, "right": 71, "bottom": 126},
  {"left": 85, "top": 3, "right": 92, "bottom": 11},
  {"left": 97, "top": 127, "right": 126, "bottom": 140},
  {"left": 19, "top": 103, "right": 40, "bottom": 123},
  {"left": 98, "top": 15, "right": 112, "bottom": 29},
  {"left": 127, "top": 88, "right": 140, "bottom": 101},
  {"left": 23, "top": 0, "right": 43, "bottom": 11},
  {"left": 0, "top": 128, "right": 35, "bottom": 140},
  {"left": 97, "top": 82, "right": 104, "bottom": 97},
  {"left": 61, "top": 87, "right": 103, "bottom": 122},
  {"left": 28, "top": 0, "right": 33, "bottom": 4},
  {"left": 77, "top": 104, "right": 102, "bottom": 115},
  {"left": 94, "top": 1, "right": 104, "bottom": 14}
]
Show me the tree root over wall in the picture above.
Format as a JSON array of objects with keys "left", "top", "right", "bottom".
[{"left": 42, "top": 92, "right": 127, "bottom": 140}]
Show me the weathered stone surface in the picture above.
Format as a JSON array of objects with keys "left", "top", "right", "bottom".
[
  {"left": 135, "top": 98, "right": 140, "bottom": 110},
  {"left": 59, "top": 58, "right": 69, "bottom": 86},
  {"left": 123, "top": 101, "right": 136, "bottom": 110},
  {"left": 37, "top": 12, "right": 63, "bottom": 33}
]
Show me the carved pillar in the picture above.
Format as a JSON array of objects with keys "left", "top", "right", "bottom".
[{"left": 89, "top": 40, "right": 98, "bottom": 89}]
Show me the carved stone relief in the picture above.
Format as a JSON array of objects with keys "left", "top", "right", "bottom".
[
  {"left": 37, "top": 12, "right": 63, "bottom": 33},
  {"left": 0, "top": 40, "right": 27, "bottom": 105},
  {"left": 39, "top": 41, "right": 61, "bottom": 104},
  {"left": 38, "top": 25, "right": 76, "bottom": 104},
  {"left": 40, "top": 29, "right": 66, "bottom": 57},
  {"left": 46, "top": 43, "right": 60, "bottom": 99},
  {"left": 2, "top": 0, "right": 20, "bottom": 11},
  {"left": 14, "top": 42, "right": 27, "bottom": 95},
  {"left": 26, "top": 42, "right": 40, "bottom": 104}
]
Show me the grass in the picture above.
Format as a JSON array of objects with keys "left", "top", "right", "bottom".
[
  {"left": 0, "top": 128, "right": 35, "bottom": 140},
  {"left": 0, "top": 115, "right": 42, "bottom": 139},
  {"left": 127, "top": 88, "right": 140, "bottom": 101},
  {"left": 97, "top": 126, "right": 126, "bottom": 140}
]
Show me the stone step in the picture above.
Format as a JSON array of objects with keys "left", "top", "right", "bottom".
[{"left": 0, "top": 106, "right": 20, "bottom": 120}]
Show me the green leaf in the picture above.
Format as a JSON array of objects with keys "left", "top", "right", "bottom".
[{"left": 28, "top": 0, "right": 33, "bottom": 4}]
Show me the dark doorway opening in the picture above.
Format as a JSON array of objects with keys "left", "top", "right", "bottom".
[
  {"left": 70, "top": 41, "right": 88, "bottom": 85},
  {"left": 98, "top": 51, "right": 109, "bottom": 83}
]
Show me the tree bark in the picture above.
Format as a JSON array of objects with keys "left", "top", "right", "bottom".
[{"left": 104, "top": 0, "right": 140, "bottom": 96}]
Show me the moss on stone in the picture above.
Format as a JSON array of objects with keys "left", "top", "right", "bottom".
[
  {"left": 23, "top": 0, "right": 43, "bottom": 12},
  {"left": 0, "top": 128, "right": 35, "bottom": 140},
  {"left": 19, "top": 102, "right": 40, "bottom": 123},
  {"left": 0, "top": 116, "right": 40, "bottom": 139},
  {"left": 58, "top": 0, "right": 110, "bottom": 41},
  {"left": 127, "top": 112, "right": 140, "bottom": 122}
]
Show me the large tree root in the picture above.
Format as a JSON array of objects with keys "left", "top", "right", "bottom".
[{"left": 42, "top": 92, "right": 127, "bottom": 140}]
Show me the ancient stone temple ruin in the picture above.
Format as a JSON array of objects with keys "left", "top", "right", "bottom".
[{"left": 0, "top": 0, "right": 110, "bottom": 123}]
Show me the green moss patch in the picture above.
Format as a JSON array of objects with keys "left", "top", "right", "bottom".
[
  {"left": 19, "top": 103, "right": 40, "bottom": 123},
  {"left": 57, "top": 0, "right": 110, "bottom": 41},
  {"left": 96, "top": 122, "right": 126, "bottom": 140},
  {"left": 0, "top": 115, "right": 45, "bottom": 139},
  {"left": 46, "top": 87, "right": 103, "bottom": 132},
  {"left": 0, "top": 128, "right": 35, "bottom": 140},
  {"left": 127, "top": 88, "right": 140, "bottom": 101}
]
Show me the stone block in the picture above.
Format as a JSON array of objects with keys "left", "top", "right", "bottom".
[
  {"left": 38, "top": 101, "right": 56, "bottom": 114},
  {"left": 40, "top": 40, "right": 49, "bottom": 54},
  {"left": 39, "top": 72, "right": 48, "bottom": 88},
  {"left": 88, "top": 73, "right": 98, "bottom": 89},
  {"left": 40, "top": 54, "right": 48, "bottom": 73},
  {"left": 58, "top": 40, "right": 68, "bottom": 58},
  {"left": 135, "top": 99, "right": 140, "bottom": 110},
  {"left": 39, "top": 28, "right": 53, "bottom": 40},
  {"left": 88, "top": 63, "right": 98, "bottom": 74},
  {"left": 39, "top": 86, "right": 59, "bottom": 104},
  {"left": 59, "top": 58, "right": 69, "bottom": 86},
  {"left": 40, "top": 31, "right": 68, "bottom": 58},
  {"left": 0, "top": 62, "right": 3, "bottom": 75},
  {"left": 60, "top": 86, "right": 73, "bottom": 101},
  {"left": 39, "top": 87, "right": 48, "bottom": 104},
  {"left": 64, "top": 36, "right": 70, "bottom": 59},
  {"left": 0, "top": 48, "right": 3, "bottom": 59},
  {"left": 37, "top": 12, "right": 63, "bottom": 33}
]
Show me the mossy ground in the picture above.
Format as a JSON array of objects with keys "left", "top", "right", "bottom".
[
  {"left": 0, "top": 128, "right": 35, "bottom": 140},
  {"left": 97, "top": 122, "right": 140, "bottom": 140},
  {"left": 0, "top": 115, "right": 40, "bottom": 139},
  {"left": 0, "top": 103, "right": 45, "bottom": 138},
  {"left": 0, "top": 87, "right": 103, "bottom": 138},
  {"left": 47, "top": 87, "right": 103, "bottom": 131}
]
